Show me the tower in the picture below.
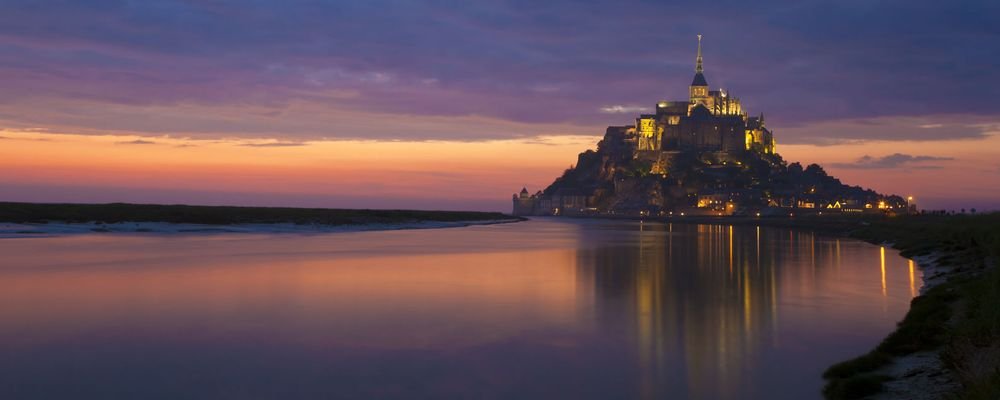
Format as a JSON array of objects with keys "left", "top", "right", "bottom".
[{"left": 689, "top": 35, "right": 709, "bottom": 104}]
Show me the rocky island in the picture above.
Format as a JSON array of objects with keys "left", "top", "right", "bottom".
[{"left": 514, "top": 36, "right": 910, "bottom": 218}]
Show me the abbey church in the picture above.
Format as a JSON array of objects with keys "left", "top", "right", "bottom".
[
  {"left": 617, "top": 35, "right": 775, "bottom": 174},
  {"left": 513, "top": 37, "right": 908, "bottom": 217}
]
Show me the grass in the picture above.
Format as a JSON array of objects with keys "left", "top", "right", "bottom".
[
  {"left": 823, "top": 374, "right": 892, "bottom": 400},
  {"left": 0, "top": 202, "right": 514, "bottom": 226},
  {"left": 819, "top": 212, "right": 1000, "bottom": 399},
  {"left": 942, "top": 266, "right": 1000, "bottom": 400},
  {"left": 822, "top": 283, "right": 956, "bottom": 398}
]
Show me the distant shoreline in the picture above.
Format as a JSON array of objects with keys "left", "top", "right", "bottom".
[
  {"left": 540, "top": 213, "right": 889, "bottom": 236},
  {"left": 0, "top": 202, "right": 521, "bottom": 237}
]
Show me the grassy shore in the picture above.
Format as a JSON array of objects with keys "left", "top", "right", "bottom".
[
  {"left": 814, "top": 213, "right": 1000, "bottom": 400},
  {"left": 627, "top": 212, "right": 999, "bottom": 399},
  {"left": 0, "top": 202, "right": 515, "bottom": 226}
]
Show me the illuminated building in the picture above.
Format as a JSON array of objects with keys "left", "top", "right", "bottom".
[
  {"left": 511, "top": 36, "right": 908, "bottom": 217},
  {"left": 631, "top": 35, "right": 776, "bottom": 159}
]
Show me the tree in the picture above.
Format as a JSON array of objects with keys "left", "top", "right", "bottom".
[{"left": 804, "top": 163, "right": 827, "bottom": 176}]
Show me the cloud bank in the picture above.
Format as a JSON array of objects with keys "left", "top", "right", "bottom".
[
  {"left": 115, "top": 139, "right": 157, "bottom": 145},
  {"left": 0, "top": 0, "right": 997, "bottom": 143},
  {"left": 831, "top": 153, "right": 954, "bottom": 169}
]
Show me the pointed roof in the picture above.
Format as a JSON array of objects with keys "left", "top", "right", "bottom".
[
  {"left": 691, "top": 72, "right": 708, "bottom": 86},
  {"left": 520, "top": 187, "right": 529, "bottom": 195}
]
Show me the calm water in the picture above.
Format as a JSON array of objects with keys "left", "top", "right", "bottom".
[{"left": 0, "top": 218, "right": 918, "bottom": 399}]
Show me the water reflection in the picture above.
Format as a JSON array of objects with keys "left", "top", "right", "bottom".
[
  {"left": 576, "top": 224, "right": 776, "bottom": 398},
  {"left": 0, "top": 219, "right": 917, "bottom": 399},
  {"left": 571, "top": 221, "right": 916, "bottom": 399}
]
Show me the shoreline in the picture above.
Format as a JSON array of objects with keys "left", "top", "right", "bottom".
[
  {"left": 0, "top": 202, "right": 522, "bottom": 238},
  {"left": 864, "top": 251, "right": 963, "bottom": 400},
  {"left": 0, "top": 218, "right": 522, "bottom": 238},
  {"left": 811, "top": 214, "right": 997, "bottom": 399},
  {"left": 538, "top": 213, "right": 998, "bottom": 399}
]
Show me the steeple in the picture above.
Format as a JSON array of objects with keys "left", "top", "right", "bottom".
[
  {"left": 690, "top": 35, "right": 708, "bottom": 87},
  {"left": 695, "top": 34, "right": 703, "bottom": 74}
]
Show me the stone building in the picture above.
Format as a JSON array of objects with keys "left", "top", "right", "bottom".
[
  {"left": 512, "top": 187, "right": 594, "bottom": 216},
  {"left": 512, "top": 36, "right": 787, "bottom": 217},
  {"left": 630, "top": 35, "right": 775, "bottom": 161}
]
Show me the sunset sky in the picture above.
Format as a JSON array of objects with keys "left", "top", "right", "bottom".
[{"left": 1, "top": 1, "right": 998, "bottom": 211}]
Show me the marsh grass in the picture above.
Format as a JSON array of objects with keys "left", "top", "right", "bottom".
[
  {"left": 822, "top": 213, "right": 1000, "bottom": 399},
  {"left": 822, "top": 281, "right": 955, "bottom": 398},
  {"left": 822, "top": 374, "right": 892, "bottom": 400},
  {"left": 942, "top": 266, "right": 1000, "bottom": 400}
]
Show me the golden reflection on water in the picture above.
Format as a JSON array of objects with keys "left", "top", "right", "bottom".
[
  {"left": 599, "top": 222, "right": 918, "bottom": 399},
  {"left": 881, "top": 246, "right": 887, "bottom": 297},
  {"left": 756, "top": 226, "right": 760, "bottom": 266},
  {"left": 729, "top": 226, "right": 734, "bottom": 274},
  {"left": 836, "top": 239, "right": 842, "bottom": 270},
  {"left": 0, "top": 220, "right": 921, "bottom": 400}
]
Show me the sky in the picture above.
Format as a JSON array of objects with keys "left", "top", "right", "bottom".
[{"left": 1, "top": 0, "right": 998, "bottom": 212}]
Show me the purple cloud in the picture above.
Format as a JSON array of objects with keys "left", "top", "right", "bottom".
[
  {"left": 115, "top": 139, "right": 156, "bottom": 145},
  {"left": 0, "top": 0, "right": 997, "bottom": 142},
  {"left": 831, "top": 153, "right": 954, "bottom": 169},
  {"left": 239, "top": 141, "right": 307, "bottom": 147}
]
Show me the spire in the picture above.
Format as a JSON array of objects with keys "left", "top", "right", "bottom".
[
  {"left": 695, "top": 34, "right": 703, "bottom": 73},
  {"left": 690, "top": 35, "right": 708, "bottom": 87}
]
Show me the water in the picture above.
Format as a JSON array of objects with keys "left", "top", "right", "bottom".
[{"left": 0, "top": 218, "right": 919, "bottom": 399}]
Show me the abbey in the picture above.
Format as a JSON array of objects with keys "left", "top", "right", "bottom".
[
  {"left": 617, "top": 35, "right": 774, "bottom": 174},
  {"left": 513, "top": 36, "right": 907, "bottom": 217}
]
